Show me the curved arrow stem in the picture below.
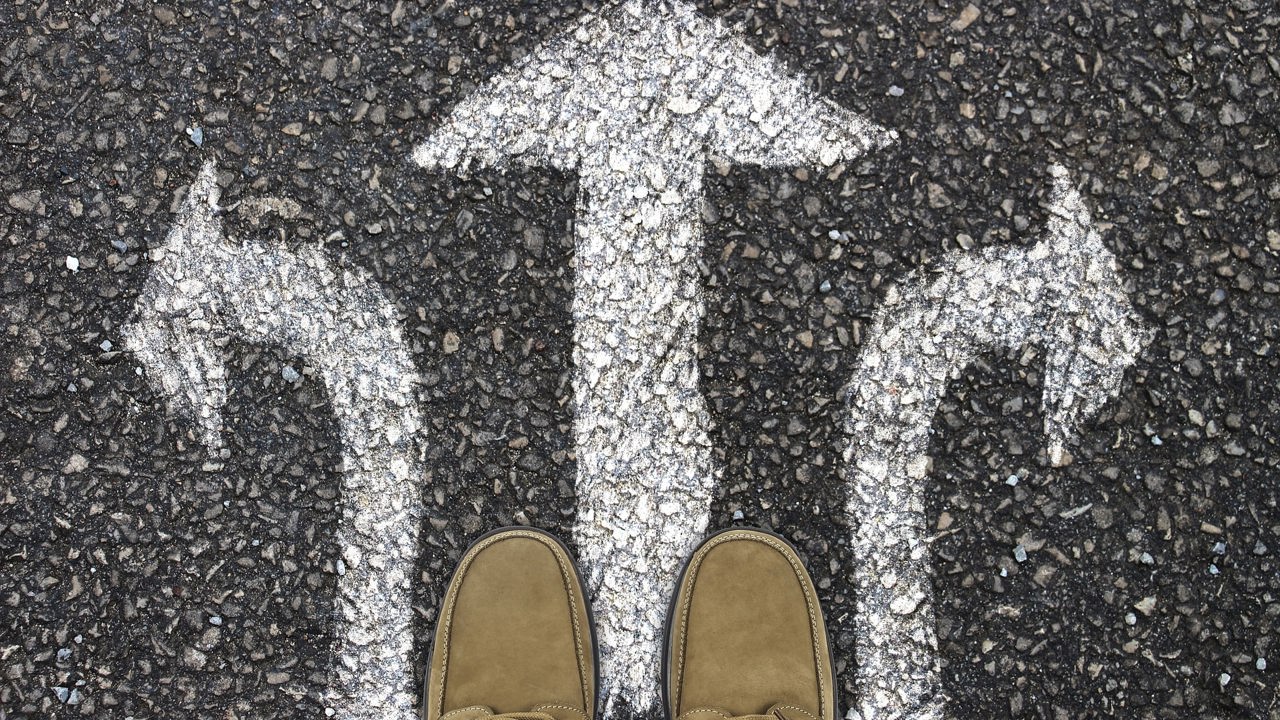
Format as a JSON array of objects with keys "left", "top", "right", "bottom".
[{"left": 570, "top": 167, "right": 716, "bottom": 716}]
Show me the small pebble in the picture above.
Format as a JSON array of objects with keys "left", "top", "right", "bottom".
[
  {"left": 1134, "top": 596, "right": 1157, "bottom": 615},
  {"left": 187, "top": 126, "right": 204, "bottom": 146},
  {"left": 66, "top": 255, "right": 80, "bottom": 272},
  {"left": 282, "top": 365, "right": 301, "bottom": 382}
]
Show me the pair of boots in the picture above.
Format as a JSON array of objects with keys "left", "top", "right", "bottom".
[{"left": 425, "top": 527, "right": 835, "bottom": 720}]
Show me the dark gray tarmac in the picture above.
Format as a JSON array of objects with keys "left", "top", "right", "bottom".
[{"left": 1, "top": 1, "right": 1277, "bottom": 718}]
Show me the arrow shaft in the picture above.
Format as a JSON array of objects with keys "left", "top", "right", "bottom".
[
  {"left": 222, "top": 250, "right": 426, "bottom": 720},
  {"left": 845, "top": 344, "right": 959, "bottom": 720},
  {"left": 571, "top": 171, "right": 716, "bottom": 715}
]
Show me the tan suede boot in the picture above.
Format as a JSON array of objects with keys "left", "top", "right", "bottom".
[
  {"left": 665, "top": 528, "right": 836, "bottom": 720},
  {"left": 425, "top": 527, "right": 597, "bottom": 720}
]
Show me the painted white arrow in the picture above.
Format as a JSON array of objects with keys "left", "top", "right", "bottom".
[
  {"left": 124, "top": 163, "right": 424, "bottom": 720},
  {"left": 415, "top": 0, "right": 894, "bottom": 713},
  {"left": 842, "top": 165, "right": 1151, "bottom": 720}
]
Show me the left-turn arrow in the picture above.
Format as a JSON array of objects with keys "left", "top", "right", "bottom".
[{"left": 125, "top": 162, "right": 426, "bottom": 720}]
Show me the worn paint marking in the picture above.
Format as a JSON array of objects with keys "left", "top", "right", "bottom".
[
  {"left": 414, "top": 1, "right": 893, "bottom": 713},
  {"left": 842, "top": 165, "right": 1151, "bottom": 720},
  {"left": 125, "top": 163, "right": 424, "bottom": 720}
]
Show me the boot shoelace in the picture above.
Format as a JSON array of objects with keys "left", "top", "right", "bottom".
[{"left": 677, "top": 707, "right": 803, "bottom": 720}]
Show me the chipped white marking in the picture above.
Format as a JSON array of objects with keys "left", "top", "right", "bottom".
[
  {"left": 842, "top": 165, "right": 1150, "bottom": 720},
  {"left": 415, "top": 1, "right": 893, "bottom": 713},
  {"left": 125, "top": 163, "right": 424, "bottom": 720}
]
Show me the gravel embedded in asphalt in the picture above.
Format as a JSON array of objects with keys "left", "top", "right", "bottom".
[{"left": 1, "top": 1, "right": 1277, "bottom": 718}]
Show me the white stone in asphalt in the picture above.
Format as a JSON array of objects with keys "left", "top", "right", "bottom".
[
  {"left": 414, "top": 1, "right": 894, "bottom": 714},
  {"left": 124, "top": 162, "right": 424, "bottom": 720},
  {"left": 841, "top": 165, "right": 1151, "bottom": 720}
]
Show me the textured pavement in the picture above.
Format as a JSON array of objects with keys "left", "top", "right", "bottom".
[{"left": 1, "top": 1, "right": 1277, "bottom": 718}]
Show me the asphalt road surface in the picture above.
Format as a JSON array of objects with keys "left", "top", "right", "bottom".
[{"left": 1, "top": 1, "right": 1277, "bottom": 719}]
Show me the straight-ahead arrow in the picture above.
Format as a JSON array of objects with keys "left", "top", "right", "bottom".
[{"left": 415, "top": 1, "right": 894, "bottom": 713}]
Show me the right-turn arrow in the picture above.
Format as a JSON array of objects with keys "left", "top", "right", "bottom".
[{"left": 842, "top": 164, "right": 1152, "bottom": 720}]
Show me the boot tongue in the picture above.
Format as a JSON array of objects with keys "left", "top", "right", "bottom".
[{"left": 446, "top": 706, "right": 587, "bottom": 720}]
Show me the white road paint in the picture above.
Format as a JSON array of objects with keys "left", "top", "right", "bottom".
[
  {"left": 414, "top": 1, "right": 893, "bottom": 713},
  {"left": 842, "top": 165, "right": 1150, "bottom": 720},
  {"left": 125, "top": 163, "right": 424, "bottom": 720}
]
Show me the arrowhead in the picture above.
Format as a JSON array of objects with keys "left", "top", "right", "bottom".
[
  {"left": 124, "top": 160, "right": 231, "bottom": 454},
  {"left": 415, "top": 0, "right": 893, "bottom": 174},
  {"left": 1036, "top": 165, "right": 1151, "bottom": 461},
  {"left": 187, "top": 161, "right": 223, "bottom": 216}
]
